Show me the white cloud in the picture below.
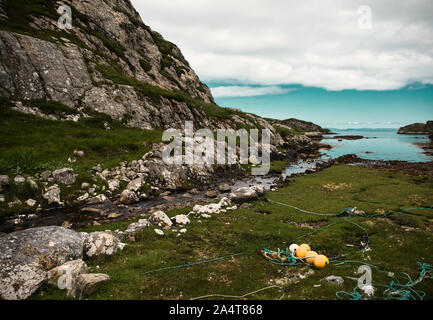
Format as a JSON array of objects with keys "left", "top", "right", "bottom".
[
  {"left": 131, "top": 0, "right": 433, "bottom": 91},
  {"left": 211, "top": 86, "right": 296, "bottom": 98}
]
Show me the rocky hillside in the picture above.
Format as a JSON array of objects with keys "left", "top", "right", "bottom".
[
  {"left": 0, "top": 0, "right": 284, "bottom": 145},
  {"left": 397, "top": 121, "right": 433, "bottom": 135},
  {"left": 0, "top": 0, "right": 327, "bottom": 223}
]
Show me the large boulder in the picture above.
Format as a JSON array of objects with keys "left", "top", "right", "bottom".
[
  {"left": 83, "top": 232, "right": 125, "bottom": 258},
  {"left": 149, "top": 211, "right": 173, "bottom": 227},
  {"left": 52, "top": 168, "right": 76, "bottom": 185},
  {"left": 0, "top": 226, "right": 86, "bottom": 300},
  {"left": 228, "top": 186, "right": 265, "bottom": 203}
]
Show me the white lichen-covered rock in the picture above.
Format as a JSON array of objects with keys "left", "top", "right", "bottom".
[
  {"left": 154, "top": 229, "right": 164, "bottom": 236},
  {"left": 120, "top": 189, "right": 139, "bottom": 204},
  {"left": 83, "top": 232, "right": 125, "bottom": 258},
  {"left": 25, "top": 199, "right": 37, "bottom": 207},
  {"left": 228, "top": 186, "right": 265, "bottom": 203},
  {"left": 125, "top": 219, "right": 150, "bottom": 235},
  {"left": 77, "top": 193, "right": 89, "bottom": 201},
  {"left": 14, "top": 176, "right": 25, "bottom": 184},
  {"left": 52, "top": 168, "right": 76, "bottom": 185},
  {"left": 173, "top": 215, "right": 190, "bottom": 225},
  {"left": 68, "top": 273, "right": 110, "bottom": 300},
  {"left": 47, "top": 259, "right": 88, "bottom": 288},
  {"left": 126, "top": 178, "right": 144, "bottom": 192},
  {"left": 149, "top": 211, "right": 173, "bottom": 227},
  {"left": 108, "top": 179, "right": 120, "bottom": 191},
  {"left": 43, "top": 185, "right": 62, "bottom": 205},
  {"left": 193, "top": 197, "right": 232, "bottom": 215},
  {"left": 87, "top": 194, "right": 108, "bottom": 205},
  {"left": 0, "top": 226, "right": 85, "bottom": 300},
  {"left": 0, "top": 175, "right": 9, "bottom": 186}
]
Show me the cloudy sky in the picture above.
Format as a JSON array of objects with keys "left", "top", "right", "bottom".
[{"left": 131, "top": 0, "right": 433, "bottom": 128}]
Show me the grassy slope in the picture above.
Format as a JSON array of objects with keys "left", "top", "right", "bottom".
[
  {"left": 0, "top": 97, "right": 162, "bottom": 216},
  {"left": 33, "top": 165, "right": 433, "bottom": 300}
]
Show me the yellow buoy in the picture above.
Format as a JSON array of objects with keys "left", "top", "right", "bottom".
[
  {"left": 296, "top": 244, "right": 311, "bottom": 258},
  {"left": 314, "top": 255, "right": 329, "bottom": 269},
  {"left": 305, "top": 251, "right": 318, "bottom": 264}
]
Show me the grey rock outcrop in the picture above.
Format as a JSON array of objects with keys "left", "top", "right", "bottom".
[
  {"left": 0, "top": 226, "right": 86, "bottom": 300},
  {"left": 52, "top": 168, "right": 76, "bottom": 185}
]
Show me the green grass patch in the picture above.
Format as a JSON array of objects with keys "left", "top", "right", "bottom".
[{"left": 33, "top": 165, "right": 433, "bottom": 300}]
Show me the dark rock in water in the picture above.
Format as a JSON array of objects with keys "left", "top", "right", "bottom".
[
  {"left": 330, "top": 135, "right": 364, "bottom": 140},
  {"left": 0, "top": 226, "right": 86, "bottom": 300},
  {"left": 218, "top": 183, "right": 232, "bottom": 192},
  {"left": 205, "top": 190, "right": 218, "bottom": 198}
]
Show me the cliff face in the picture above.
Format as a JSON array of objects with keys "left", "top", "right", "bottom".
[
  {"left": 0, "top": 0, "right": 231, "bottom": 130},
  {"left": 0, "top": 0, "right": 326, "bottom": 149}
]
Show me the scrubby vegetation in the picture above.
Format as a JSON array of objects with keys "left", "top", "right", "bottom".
[{"left": 33, "top": 165, "right": 433, "bottom": 300}]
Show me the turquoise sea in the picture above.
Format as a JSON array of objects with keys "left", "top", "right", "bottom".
[{"left": 320, "top": 129, "right": 432, "bottom": 163}]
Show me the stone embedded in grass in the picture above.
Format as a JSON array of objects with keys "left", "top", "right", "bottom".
[
  {"left": 47, "top": 259, "right": 88, "bottom": 288},
  {"left": 125, "top": 219, "right": 150, "bottom": 235},
  {"left": 154, "top": 229, "right": 164, "bottom": 236},
  {"left": 173, "top": 215, "right": 190, "bottom": 225},
  {"left": 322, "top": 276, "right": 344, "bottom": 286},
  {"left": 68, "top": 273, "right": 110, "bottom": 300},
  {"left": 40, "top": 171, "right": 52, "bottom": 181},
  {"left": 52, "top": 168, "right": 76, "bottom": 185},
  {"left": 149, "top": 211, "right": 173, "bottom": 227},
  {"left": 0, "top": 175, "right": 9, "bottom": 193},
  {"left": 83, "top": 232, "right": 125, "bottom": 258},
  {"left": 14, "top": 176, "right": 25, "bottom": 184},
  {"left": 74, "top": 150, "right": 85, "bottom": 158}
]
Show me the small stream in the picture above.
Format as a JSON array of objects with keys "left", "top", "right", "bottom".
[{"left": 1, "top": 157, "right": 332, "bottom": 234}]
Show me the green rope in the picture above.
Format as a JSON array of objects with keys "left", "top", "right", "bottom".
[
  {"left": 335, "top": 262, "right": 432, "bottom": 300},
  {"left": 142, "top": 252, "right": 244, "bottom": 275}
]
